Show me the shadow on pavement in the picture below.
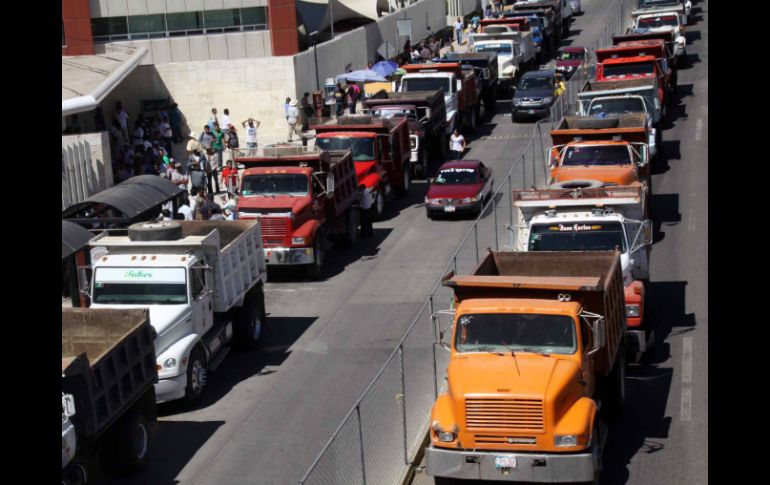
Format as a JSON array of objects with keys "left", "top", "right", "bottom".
[
  {"left": 650, "top": 193, "right": 681, "bottom": 244},
  {"left": 644, "top": 281, "right": 696, "bottom": 364},
  {"left": 652, "top": 140, "right": 680, "bottom": 175}
]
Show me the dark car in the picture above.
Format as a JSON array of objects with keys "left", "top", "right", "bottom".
[
  {"left": 555, "top": 46, "right": 588, "bottom": 79},
  {"left": 511, "top": 69, "right": 557, "bottom": 122},
  {"left": 425, "top": 160, "right": 493, "bottom": 219}
]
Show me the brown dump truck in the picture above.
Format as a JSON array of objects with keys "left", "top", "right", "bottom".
[
  {"left": 426, "top": 251, "right": 627, "bottom": 483},
  {"left": 62, "top": 308, "right": 157, "bottom": 483}
]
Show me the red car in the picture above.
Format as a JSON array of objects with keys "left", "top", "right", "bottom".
[
  {"left": 555, "top": 46, "right": 589, "bottom": 79},
  {"left": 425, "top": 160, "right": 493, "bottom": 219}
]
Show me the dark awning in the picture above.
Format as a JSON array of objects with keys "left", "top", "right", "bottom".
[
  {"left": 62, "top": 220, "right": 96, "bottom": 260},
  {"left": 62, "top": 175, "right": 184, "bottom": 223}
]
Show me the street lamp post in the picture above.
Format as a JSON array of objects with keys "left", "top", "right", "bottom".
[{"left": 310, "top": 31, "right": 320, "bottom": 91}]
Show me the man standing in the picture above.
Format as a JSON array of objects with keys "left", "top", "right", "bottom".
[
  {"left": 169, "top": 103, "right": 183, "bottom": 142},
  {"left": 287, "top": 100, "right": 301, "bottom": 142},
  {"left": 220, "top": 109, "right": 231, "bottom": 132},
  {"left": 358, "top": 185, "right": 374, "bottom": 237},
  {"left": 241, "top": 118, "right": 260, "bottom": 152},
  {"left": 347, "top": 84, "right": 358, "bottom": 114},
  {"left": 454, "top": 17, "right": 464, "bottom": 45},
  {"left": 220, "top": 159, "right": 240, "bottom": 195},
  {"left": 208, "top": 108, "right": 218, "bottom": 131},
  {"left": 199, "top": 125, "right": 214, "bottom": 153},
  {"left": 284, "top": 97, "right": 291, "bottom": 121},
  {"left": 177, "top": 194, "right": 193, "bottom": 221},
  {"left": 301, "top": 92, "right": 314, "bottom": 119},
  {"left": 210, "top": 123, "right": 225, "bottom": 193},
  {"left": 115, "top": 101, "right": 130, "bottom": 142},
  {"left": 159, "top": 115, "right": 173, "bottom": 155},
  {"left": 189, "top": 157, "right": 208, "bottom": 194},
  {"left": 334, "top": 84, "right": 346, "bottom": 117},
  {"left": 225, "top": 124, "right": 239, "bottom": 161},
  {"left": 449, "top": 128, "right": 466, "bottom": 160},
  {"left": 186, "top": 131, "right": 201, "bottom": 159},
  {"left": 169, "top": 161, "right": 189, "bottom": 190}
]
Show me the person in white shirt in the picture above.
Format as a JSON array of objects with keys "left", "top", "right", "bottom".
[
  {"left": 241, "top": 118, "right": 261, "bottom": 151},
  {"left": 115, "top": 101, "right": 130, "bottom": 141},
  {"left": 220, "top": 109, "right": 231, "bottom": 131},
  {"left": 449, "top": 129, "right": 466, "bottom": 159},
  {"left": 177, "top": 195, "right": 194, "bottom": 221},
  {"left": 169, "top": 162, "right": 189, "bottom": 189},
  {"left": 454, "top": 17, "right": 464, "bottom": 45},
  {"left": 358, "top": 185, "right": 374, "bottom": 237},
  {"left": 208, "top": 108, "right": 218, "bottom": 131},
  {"left": 160, "top": 116, "right": 173, "bottom": 155},
  {"left": 287, "top": 100, "right": 301, "bottom": 142}
]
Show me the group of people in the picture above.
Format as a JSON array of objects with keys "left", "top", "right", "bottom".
[{"left": 332, "top": 83, "right": 361, "bottom": 117}]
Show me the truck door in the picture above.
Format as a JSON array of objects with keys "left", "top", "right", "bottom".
[
  {"left": 624, "top": 219, "right": 653, "bottom": 280},
  {"left": 377, "top": 134, "right": 393, "bottom": 172},
  {"left": 190, "top": 263, "right": 214, "bottom": 336},
  {"left": 311, "top": 172, "right": 327, "bottom": 220}
]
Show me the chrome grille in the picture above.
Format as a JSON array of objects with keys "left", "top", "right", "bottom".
[
  {"left": 465, "top": 397, "right": 544, "bottom": 432},
  {"left": 259, "top": 217, "right": 289, "bottom": 238}
]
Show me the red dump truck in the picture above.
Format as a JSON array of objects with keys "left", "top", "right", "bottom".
[
  {"left": 312, "top": 115, "right": 411, "bottom": 220},
  {"left": 234, "top": 146, "right": 358, "bottom": 279},
  {"left": 595, "top": 41, "right": 675, "bottom": 108},
  {"left": 426, "top": 250, "right": 627, "bottom": 483}
]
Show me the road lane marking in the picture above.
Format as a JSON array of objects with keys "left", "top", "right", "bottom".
[
  {"left": 681, "top": 336, "right": 693, "bottom": 421},
  {"left": 695, "top": 118, "right": 703, "bottom": 141}
]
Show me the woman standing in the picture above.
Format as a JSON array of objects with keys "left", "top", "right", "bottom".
[{"left": 448, "top": 128, "right": 466, "bottom": 160}]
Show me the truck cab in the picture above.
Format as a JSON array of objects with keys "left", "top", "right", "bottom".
[
  {"left": 549, "top": 141, "right": 650, "bottom": 190},
  {"left": 595, "top": 45, "right": 674, "bottom": 107},
  {"left": 634, "top": 0, "right": 691, "bottom": 25},
  {"left": 577, "top": 78, "right": 664, "bottom": 131},
  {"left": 398, "top": 70, "right": 459, "bottom": 132},
  {"left": 630, "top": 13, "right": 686, "bottom": 58},
  {"left": 512, "top": 186, "right": 653, "bottom": 359},
  {"left": 583, "top": 96, "right": 659, "bottom": 155}
]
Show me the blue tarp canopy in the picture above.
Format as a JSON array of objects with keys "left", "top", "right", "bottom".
[
  {"left": 370, "top": 60, "right": 398, "bottom": 78},
  {"left": 335, "top": 69, "right": 387, "bottom": 83}
]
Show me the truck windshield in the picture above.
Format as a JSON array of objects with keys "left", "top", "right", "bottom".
[
  {"left": 529, "top": 221, "right": 626, "bottom": 252},
  {"left": 241, "top": 173, "right": 309, "bottom": 196},
  {"left": 316, "top": 137, "right": 375, "bottom": 161},
  {"left": 562, "top": 145, "right": 632, "bottom": 166},
  {"left": 602, "top": 62, "right": 655, "bottom": 78},
  {"left": 559, "top": 50, "right": 585, "bottom": 60},
  {"left": 455, "top": 313, "right": 577, "bottom": 355},
  {"left": 372, "top": 108, "right": 417, "bottom": 121},
  {"left": 93, "top": 267, "right": 187, "bottom": 304},
  {"left": 474, "top": 43, "right": 513, "bottom": 54},
  {"left": 638, "top": 0, "right": 681, "bottom": 8},
  {"left": 519, "top": 77, "right": 552, "bottom": 90},
  {"left": 434, "top": 167, "right": 479, "bottom": 184},
  {"left": 588, "top": 98, "right": 645, "bottom": 115},
  {"left": 401, "top": 78, "right": 451, "bottom": 93},
  {"left": 638, "top": 16, "right": 679, "bottom": 28}
]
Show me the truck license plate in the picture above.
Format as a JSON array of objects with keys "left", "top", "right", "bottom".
[
  {"left": 495, "top": 456, "right": 517, "bottom": 468},
  {"left": 444, "top": 206, "right": 456, "bottom": 212}
]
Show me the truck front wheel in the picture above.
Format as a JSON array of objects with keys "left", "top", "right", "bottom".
[
  {"left": 397, "top": 166, "right": 411, "bottom": 196},
  {"left": 235, "top": 286, "right": 265, "bottom": 350},
  {"left": 306, "top": 236, "right": 324, "bottom": 280},
  {"left": 99, "top": 409, "right": 150, "bottom": 475},
  {"left": 183, "top": 346, "right": 207, "bottom": 406},
  {"left": 343, "top": 207, "right": 359, "bottom": 247},
  {"left": 371, "top": 187, "right": 386, "bottom": 221}
]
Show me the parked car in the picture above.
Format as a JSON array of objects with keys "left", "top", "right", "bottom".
[
  {"left": 511, "top": 69, "right": 559, "bottom": 122},
  {"left": 425, "top": 160, "right": 493, "bottom": 219},
  {"left": 555, "top": 46, "right": 589, "bottom": 79}
]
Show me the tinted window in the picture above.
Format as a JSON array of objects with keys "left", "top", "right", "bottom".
[
  {"left": 241, "top": 174, "right": 309, "bottom": 196},
  {"left": 474, "top": 43, "right": 513, "bottom": 54},
  {"left": 562, "top": 144, "right": 632, "bottom": 166},
  {"left": 455, "top": 313, "right": 577, "bottom": 355},
  {"left": 529, "top": 221, "right": 626, "bottom": 252},
  {"left": 434, "top": 167, "right": 479, "bottom": 184},
  {"left": 519, "top": 76, "right": 552, "bottom": 90},
  {"left": 588, "top": 98, "right": 646, "bottom": 115},
  {"left": 401, "top": 78, "right": 450, "bottom": 93}
]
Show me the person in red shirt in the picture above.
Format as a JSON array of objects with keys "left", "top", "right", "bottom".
[{"left": 220, "top": 160, "right": 240, "bottom": 195}]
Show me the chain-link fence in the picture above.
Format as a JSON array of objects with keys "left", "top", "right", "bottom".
[{"left": 298, "top": 1, "right": 637, "bottom": 483}]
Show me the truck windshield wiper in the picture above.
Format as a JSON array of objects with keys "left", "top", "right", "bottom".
[
  {"left": 516, "top": 347, "right": 551, "bottom": 357},
  {"left": 471, "top": 345, "right": 505, "bottom": 355}
]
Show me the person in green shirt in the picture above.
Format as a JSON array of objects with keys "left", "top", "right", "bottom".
[{"left": 210, "top": 123, "right": 225, "bottom": 193}]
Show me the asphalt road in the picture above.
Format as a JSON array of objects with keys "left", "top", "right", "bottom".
[{"left": 92, "top": 0, "right": 707, "bottom": 484}]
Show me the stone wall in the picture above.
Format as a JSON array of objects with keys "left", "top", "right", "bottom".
[{"left": 62, "top": 132, "right": 113, "bottom": 210}]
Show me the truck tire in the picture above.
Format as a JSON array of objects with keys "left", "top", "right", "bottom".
[
  {"left": 602, "top": 340, "right": 627, "bottom": 420},
  {"left": 371, "top": 186, "right": 386, "bottom": 221},
  {"left": 397, "top": 165, "right": 411, "bottom": 196},
  {"left": 128, "top": 221, "right": 182, "bottom": 242},
  {"left": 549, "top": 179, "right": 604, "bottom": 190},
  {"left": 98, "top": 409, "right": 150, "bottom": 475},
  {"left": 183, "top": 346, "right": 207, "bottom": 406},
  {"left": 415, "top": 145, "right": 427, "bottom": 179},
  {"left": 306, "top": 235, "right": 324, "bottom": 280},
  {"left": 343, "top": 207, "right": 359, "bottom": 247},
  {"left": 235, "top": 286, "right": 265, "bottom": 350}
]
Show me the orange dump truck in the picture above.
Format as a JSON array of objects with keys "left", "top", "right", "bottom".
[
  {"left": 426, "top": 250, "right": 627, "bottom": 483},
  {"left": 548, "top": 114, "right": 652, "bottom": 208}
]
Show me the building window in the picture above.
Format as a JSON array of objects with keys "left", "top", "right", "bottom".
[
  {"left": 90, "top": 7, "right": 268, "bottom": 43},
  {"left": 91, "top": 17, "right": 129, "bottom": 41},
  {"left": 127, "top": 14, "right": 166, "bottom": 39},
  {"left": 166, "top": 12, "right": 204, "bottom": 36}
]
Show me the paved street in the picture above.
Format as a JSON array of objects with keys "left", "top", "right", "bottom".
[{"left": 92, "top": 0, "right": 707, "bottom": 484}]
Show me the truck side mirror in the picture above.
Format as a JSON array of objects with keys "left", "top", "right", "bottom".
[
  {"left": 456, "top": 80, "right": 462, "bottom": 92},
  {"left": 326, "top": 173, "right": 335, "bottom": 198},
  {"left": 77, "top": 266, "right": 91, "bottom": 297},
  {"left": 641, "top": 219, "right": 653, "bottom": 245},
  {"left": 589, "top": 318, "right": 606, "bottom": 356},
  {"left": 62, "top": 394, "right": 76, "bottom": 417}
]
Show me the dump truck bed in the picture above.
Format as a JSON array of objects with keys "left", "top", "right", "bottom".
[
  {"left": 62, "top": 308, "right": 157, "bottom": 440},
  {"left": 551, "top": 114, "right": 649, "bottom": 145},
  {"left": 443, "top": 251, "right": 626, "bottom": 375}
]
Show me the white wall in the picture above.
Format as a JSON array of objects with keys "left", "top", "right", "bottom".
[
  {"left": 62, "top": 132, "right": 114, "bottom": 210},
  {"left": 99, "top": 30, "right": 273, "bottom": 64},
  {"left": 100, "top": 56, "right": 297, "bottom": 143}
]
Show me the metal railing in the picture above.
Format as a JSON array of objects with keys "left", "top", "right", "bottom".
[{"left": 298, "top": 1, "right": 636, "bottom": 483}]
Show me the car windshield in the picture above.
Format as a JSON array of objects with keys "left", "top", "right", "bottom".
[
  {"left": 372, "top": 108, "right": 416, "bottom": 121},
  {"left": 316, "top": 137, "right": 375, "bottom": 161},
  {"left": 454, "top": 313, "right": 577, "bottom": 355},
  {"left": 602, "top": 62, "right": 655, "bottom": 78},
  {"left": 588, "top": 98, "right": 646, "bottom": 115},
  {"left": 241, "top": 173, "right": 309, "bottom": 196},
  {"left": 92, "top": 267, "right": 187, "bottom": 305},
  {"left": 559, "top": 50, "right": 585, "bottom": 60},
  {"left": 562, "top": 145, "right": 632, "bottom": 166},
  {"left": 434, "top": 167, "right": 479, "bottom": 184},
  {"left": 474, "top": 43, "right": 513, "bottom": 54},
  {"left": 519, "top": 76, "right": 552, "bottom": 90},
  {"left": 638, "top": 16, "right": 679, "bottom": 28},
  {"left": 529, "top": 221, "right": 627, "bottom": 252},
  {"left": 401, "top": 78, "right": 450, "bottom": 93}
]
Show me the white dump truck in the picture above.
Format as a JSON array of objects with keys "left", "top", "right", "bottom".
[
  {"left": 511, "top": 185, "right": 654, "bottom": 360},
  {"left": 471, "top": 31, "right": 536, "bottom": 90},
  {"left": 84, "top": 220, "right": 268, "bottom": 405}
]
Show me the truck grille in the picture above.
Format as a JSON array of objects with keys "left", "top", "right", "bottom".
[
  {"left": 259, "top": 217, "right": 289, "bottom": 239},
  {"left": 465, "top": 397, "right": 544, "bottom": 432}
]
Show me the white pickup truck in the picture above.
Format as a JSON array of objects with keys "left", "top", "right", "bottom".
[
  {"left": 470, "top": 32, "right": 535, "bottom": 89},
  {"left": 85, "top": 220, "right": 268, "bottom": 405},
  {"left": 634, "top": 0, "right": 691, "bottom": 25},
  {"left": 510, "top": 185, "right": 654, "bottom": 359},
  {"left": 630, "top": 11, "right": 687, "bottom": 60},
  {"left": 398, "top": 71, "right": 465, "bottom": 134}
]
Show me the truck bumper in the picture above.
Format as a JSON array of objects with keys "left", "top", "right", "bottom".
[
  {"left": 425, "top": 446, "right": 598, "bottom": 482},
  {"left": 155, "top": 374, "right": 187, "bottom": 403},
  {"left": 264, "top": 246, "right": 315, "bottom": 265}
]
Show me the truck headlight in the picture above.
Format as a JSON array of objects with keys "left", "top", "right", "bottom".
[
  {"left": 164, "top": 358, "right": 177, "bottom": 368},
  {"left": 438, "top": 431, "right": 456, "bottom": 442},
  {"left": 432, "top": 421, "right": 458, "bottom": 442},
  {"left": 554, "top": 435, "right": 579, "bottom": 447},
  {"left": 625, "top": 304, "right": 641, "bottom": 317},
  {"left": 292, "top": 237, "right": 305, "bottom": 245}
]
